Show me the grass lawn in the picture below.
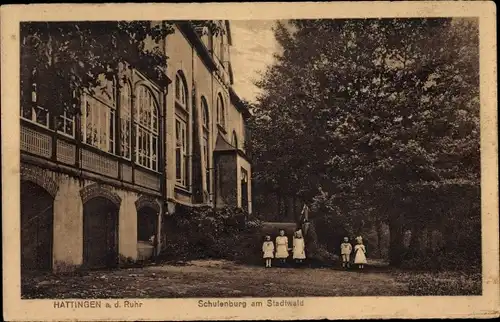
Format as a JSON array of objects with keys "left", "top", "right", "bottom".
[{"left": 21, "top": 259, "right": 480, "bottom": 299}]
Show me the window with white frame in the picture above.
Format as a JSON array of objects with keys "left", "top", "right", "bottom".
[
  {"left": 120, "top": 80, "right": 132, "bottom": 160},
  {"left": 201, "top": 96, "right": 210, "bottom": 193},
  {"left": 21, "top": 68, "right": 50, "bottom": 128},
  {"left": 135, "top": 85, "right": 159, "bottom": 171},
  {"left": 81, "top": 74, "right": 117, "bottom": 154},
  {"left": 175, "top": 72, "right": 189, "bottom": 187},
  {"left": 216, "top": 93, "right": 225, "bottom": 128},
  {"left": 175, "top": 117, "right": 188, "bottom": 186},
  {"left": 82, "top": 94, "right": 116, "bottom": 154},
  {"left": 57, "top": 110, "right": 75, "bottom": 138},
  {"left": 56, "top": 90, "right": 77, "bottom": 138},
  {"left": 21, "top": 82, "right": 50, "bottom": 127}
]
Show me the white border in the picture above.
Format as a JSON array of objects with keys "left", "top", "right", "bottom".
[{"left": 2, "top": 2, "right": 498, "bottom": 321}]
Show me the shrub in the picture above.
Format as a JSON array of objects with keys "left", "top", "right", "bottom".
[
  {"left": 403, "top": 271, "right": 482, "bottom": 295},
  {"left": 158, "top": 205, "right": 263, "bottom": 264}
]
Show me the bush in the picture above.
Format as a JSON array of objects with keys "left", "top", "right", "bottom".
[
  {"left": 158, "top": 205, "right": 263, "bottom": 264},
  {"left": 403, "top": 271, "right": 482, "bottom": 295}
]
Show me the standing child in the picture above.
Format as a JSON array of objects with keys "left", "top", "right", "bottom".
[
  {"left": 275, "top": 229, "right": 289, "bottom": 264},
  {"left": 354, "top": 236, "right": 367, "bottom": 269},
  {"left": 340, "top": 237, "right": 352, "bottom": 268},
  {"left": 262, "top": 235, "right": 275, "bottom": 268},
  {"left": 293, "top": 229, "right": 306, "bottom": 264}
]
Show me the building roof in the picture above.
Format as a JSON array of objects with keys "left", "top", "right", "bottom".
[
  {"left": 214, "top": 132, "right": 236, "bottom": 152},
  {"left": 214, "top": 132, "right": 252, "bottom": 164},
  {"left": 229, "top": 87, "right": 252, "bottom": 119}
]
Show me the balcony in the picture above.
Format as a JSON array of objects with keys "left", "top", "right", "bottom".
[{"left": 21, "top": 121, "right": 162, "bottom": 193}]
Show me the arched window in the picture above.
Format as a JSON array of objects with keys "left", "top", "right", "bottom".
[
  {"left": 120, "top": 80, "right": 132, "bottom": 160},
  {"left": 175, "top": 72, "right": 189, "bottom": 187},
  {"left": 201, "top": 96, "right": 209, "bottom": 129},
  {"left": 82, "top": 73, "right": 117, "bottom": 154},
  {"left": 135, "top": 85, "right": 159, "bottom": 171},
  {"left": 175, "top": 74, "right": 187, "bottom": 109},
  {"left": 231, "top": 131, "right": 238, "bottom": 149},
  {"left": 201, "top": 96, "right": 210, "bottom": 194},
  {"left": 220, "top": 35, "right": 225, "bottom": 62},
  {"left": 216, "top": 93, "right": 225, "bottom": 128}
]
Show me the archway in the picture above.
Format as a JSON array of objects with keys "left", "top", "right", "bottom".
[
  {"left": 136, "top": 205, "right": 159, "bottom": 261},
  {"left": 83, "top": 197, "right": 119, "bottom": 269},
  {"left": 137, "top": 206, "right": 158, "bottom": 243},
  {"left": 21, "top": 181, "right": 54, "bottom": 271}
]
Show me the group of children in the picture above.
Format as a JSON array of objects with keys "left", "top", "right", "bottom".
[
  {"left": 262, "top": 230, "right": 367, "bottom": 269},
  {"left": 262, "top": 229, "right": 306, "bottom": 268},
  {"left": 340, "top": 236, "right": 367, "bottom": 269}
]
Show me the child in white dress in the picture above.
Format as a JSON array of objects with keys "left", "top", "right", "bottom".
[
  {"left": 293, "top": 229, "right": 306, "bottom": 263},
  {"left": 275, "top": 229, "right": 289, "bottom": 264},
  {"left": 340, "top": 237, "right": 352, "bottom": 268},
  {"left": 354, "top": 236, "right": 367, "bottom": 269},
  {"left": 262, "top": 235, "right": 275, "bottom": 268}
]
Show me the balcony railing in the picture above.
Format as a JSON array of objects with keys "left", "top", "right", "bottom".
[{"left": 21, "top": 121, "right": 161, "bottom": 192}]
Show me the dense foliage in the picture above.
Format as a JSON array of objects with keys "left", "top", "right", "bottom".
[
  {"left": 159, "top": 206, "right": 264, "bottom": 264},
  {"left": 400, "top": 271, "right": 482, "bottom": 295},
  {"left": 20, "top": 20, "right": 224, "bottom": 116},
  {"left": 250, "top": 18, "right": 480, "bottom": 269}
]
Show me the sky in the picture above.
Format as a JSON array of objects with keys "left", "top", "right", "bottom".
[{"left": 229, "top": 20, "right": 280, "bottom": 103}]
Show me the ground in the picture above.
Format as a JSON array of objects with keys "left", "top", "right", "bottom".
[{"left": 23, "top": 259, "right": 412, "bottom": 298}]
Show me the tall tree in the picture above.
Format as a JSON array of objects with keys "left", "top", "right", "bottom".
[
  {"left": 21, "top": 20, "right": 224, "bottom": 116},
  {"left": 251, "top": 18, "right": 480, "bottom": 266}
]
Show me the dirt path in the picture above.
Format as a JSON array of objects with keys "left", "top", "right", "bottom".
[{"left": 22, "top": 260, "right": 409, "bottom": 298}]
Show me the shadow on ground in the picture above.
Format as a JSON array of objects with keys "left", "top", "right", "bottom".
[{"left": 22, "top": 259, "right": 411, "bottom": 299}]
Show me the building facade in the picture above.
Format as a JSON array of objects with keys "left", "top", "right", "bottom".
[{"left": 20, "top": 20, "right": 252, "bottom": 272}]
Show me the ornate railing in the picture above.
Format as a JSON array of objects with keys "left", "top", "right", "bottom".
[
  {"left": 21, "top": 123, "right": 162, "bottom": 192},
  {"left": 56, "top": 140, "right": 76, "bottom": 165},
  {"left": 21, "top": 125, "right": 52, "bottom": 158},
  {"left": 81, "top": 149, "right": 119, "bottom": 178}
]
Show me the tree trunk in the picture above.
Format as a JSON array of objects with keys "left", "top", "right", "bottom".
[
  {"left": 277, "top": 192, "right": 282, "bottom": 221},
  {"left": 389, "top": 210, "right": 404, "bottom": 267},
  {"left": 284, "top": 195, "right": 290, "bottom": 221},
  {"left": 292, "top": 196, "right": 298, "bottom": 223},
  {"left": 408, "top": 221, "right": 423, "bottom": 259},
  {"left": 376, "top": 219, "right": 383, "bottom": 258}
]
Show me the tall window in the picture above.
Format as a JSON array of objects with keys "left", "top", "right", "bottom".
[
  {"left": 175, "top": 72, "right": 189, "bottom": 187},
  {"left": 135, "top": 85, "right": 159, "bottom": 171},
  {"left": 201, "top": 96, "right": 210, "bottom": 194},
  {"left": 175, "top": 119, "right": 188, "bottom": 186},
  {"left": 120, "top": 81, "right": 132, "bottom": 159},
  {"left": 231, "top": 131, "right": 238, "bottom": 149},
  {"left": 21, "top": 70, "right": 75, "bottom": 136},
  {"left": 220, "top": 35, "right": 225, "bottom": 62},
  {"left": 21, "top": 70, "right": 49, "bottom": 128},
  {"left": 57, "top": 110, "right": 75, "bottom": 137},
  {"left": 241, "top": 168, "right": 249, "bottom": 212},
  {"left": 216, "top": 93, "right": 225, "bottom": 128},
  {"left": 175, "top": 74, "right": 187, "bottom": 109},
  {"left": 82, "top": 74, "right": 116, "bottom": 154},
  {"left": 201, "top": 96, "right": 209, "bottom": 129}
]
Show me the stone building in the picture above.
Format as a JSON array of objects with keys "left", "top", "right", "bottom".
[{"left": 20, "top": 20, "right": 252, "bottom": 272}]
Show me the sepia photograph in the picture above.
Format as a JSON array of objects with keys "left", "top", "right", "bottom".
[{"left": 2, "top": 1, "right": 498, "bottom": 321}]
